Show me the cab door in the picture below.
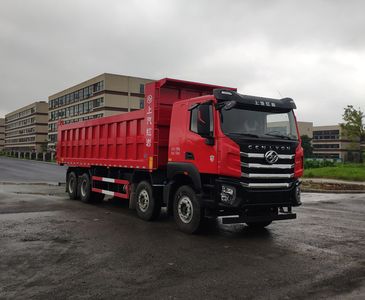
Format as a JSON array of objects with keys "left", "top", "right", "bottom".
[{"left": 184, "top": 101, "right": 218, "bottom": 174}]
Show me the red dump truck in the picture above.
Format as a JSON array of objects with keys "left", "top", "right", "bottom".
[{"left": 57, "top": 78, "right": 303, "bottom": 233}]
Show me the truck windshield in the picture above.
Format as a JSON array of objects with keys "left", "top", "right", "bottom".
[{"left": 220, "top": 108, "right": 298, "bottom": 140}]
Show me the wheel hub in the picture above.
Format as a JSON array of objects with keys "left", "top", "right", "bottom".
[
  {"left": 178, "top": 196, "right": 193, "bottom": 224},
  {"left": 138, "top": 189, "right": 150, "bottom": 212}
]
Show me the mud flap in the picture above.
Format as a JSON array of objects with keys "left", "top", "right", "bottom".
[{"left": 129, "top": 184, "right": 136, "bottom": 209}]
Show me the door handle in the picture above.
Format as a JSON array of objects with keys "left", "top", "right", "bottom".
[{"left": 185, "top": 152, "right": 194, "bottom": 160}]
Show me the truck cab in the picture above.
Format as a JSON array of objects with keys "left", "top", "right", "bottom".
[{"left": 167, "top": 89, "right": 303, "bottom": 232}]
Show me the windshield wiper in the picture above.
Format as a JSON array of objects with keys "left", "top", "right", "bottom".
[
  {"left": 264, "top": 133, "right": 294, "bottom": 140},
  {"left": 226, "top": 132, "right": 260, "bottom": 138}
]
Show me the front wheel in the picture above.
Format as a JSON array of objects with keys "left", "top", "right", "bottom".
[
  {"left": 173, "top": 185, "right": 202, "bottom": 234},
  {"left": 79, "top": 173, "right": 92, "bottom": 203}
]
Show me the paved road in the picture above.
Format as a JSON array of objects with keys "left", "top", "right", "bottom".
[
  {"left": 0, "top": 157, "right": 66, "bottom": 183},
  {"left": 0, "top": 184, "right": 364, "bottom": 299}
]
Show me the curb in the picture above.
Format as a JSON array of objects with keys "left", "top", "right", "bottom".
[
  {"left": 302, "top": 188, "right": 365, "bottom": 194},
  {"left": 0, "top": 156, "right": 58, "bottom": 165},
  {"left": 302, "top": 178, "right": 365, "bottom": 194},
  {"left": 0, "top": 181, "right": 65, "bottom": 186},
  {"left": 302, "top": 178, "right": 365, "bottom": 186}
]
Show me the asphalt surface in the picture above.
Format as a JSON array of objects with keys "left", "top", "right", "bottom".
[
  {"left": 0, "top": 182, "right": 364, "bottom": 299},
  {"left": 0, "top": 157, "right": 66, "bottom": 184},
  {"left": 0, "top": 157, "right": 364, "bottom": 298}
]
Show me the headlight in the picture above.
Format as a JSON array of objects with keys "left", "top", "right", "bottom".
[
  {"left": 220, "top": 185, "right": 236, "bottom": 205},
  {"left": 222, "top": 185, "right": 234, "bottom": 195}
]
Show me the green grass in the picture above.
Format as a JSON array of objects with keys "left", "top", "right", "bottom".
[{"left": 304, "top": 163, "right": 365, "bottom": 182}]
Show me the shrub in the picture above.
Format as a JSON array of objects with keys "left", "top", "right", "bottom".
[{"left": 304, "top": 159, "right": 336, "bottom": 169}]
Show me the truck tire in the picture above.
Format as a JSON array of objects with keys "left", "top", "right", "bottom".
[
  {"left": 173, "top": 185, "right": 202, "bottom": 234},
  {"left": 67, "top": 172, "right": 78, "bottom": 200},
  {"left": 135, "top": 181, "right": 161, "bottom": 221},
  {"left": 246, "top": 221, "right": 272, "bottom": 229},
  {"left": 79, "top": 173, "right": 93, "bottom": 203}
]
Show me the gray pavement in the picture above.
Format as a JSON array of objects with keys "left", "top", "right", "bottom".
[
  {"left": 0, "top": 156, "right": 66, "bottom": 184},
  {"left": 0, "top": 183, "right": 364, "bottom": 299}
]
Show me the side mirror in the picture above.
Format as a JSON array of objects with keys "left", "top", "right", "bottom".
[{"left": 197, "top": 104, "right": 212, "bottom": 137}]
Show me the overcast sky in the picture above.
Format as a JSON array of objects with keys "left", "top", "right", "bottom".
[{"left": 0, "top": 0, "right": 364, "bottom": 125}]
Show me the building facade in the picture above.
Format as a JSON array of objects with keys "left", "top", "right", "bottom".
[
  {"left": 48, "top": 73, "right": 153, "bottom": 150},
  {"left": 297, "top": 121, "right": 313, "bottom": 138},
  {"left": 312, "top": 125, "right": 361, "bottom": 161},
  {"left": 0, "top": 118, "right": 4, "bottom": 152},
  {"left": 4, "top": 102, "right": 48, "bottom": 158}
]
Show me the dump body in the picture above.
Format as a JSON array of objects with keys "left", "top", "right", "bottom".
[{"left": 56, "top": 78, "right": 235, "bottom": 168}]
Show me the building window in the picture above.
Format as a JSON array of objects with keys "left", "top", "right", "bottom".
[
  {"left": 78, "top": 89, "right": 83, "bottom": 100},
  {"left": 313, "top": 144, "right": 340, "bottom": 149},
  {"left": 84, "top": 101, "right": 89, "bottom": 113},
  {"left": 314, "top": 153, "right": 340, "bottom": 159},
  {"left": 94, "top": 97, "right": 104, "bottom": 108},
  {"left": 140, "top": 84, "right": 145, "bottom": 94},
  {"left": 48, "top": 81, "right": 105, "bottom": 112},
  {"left": 313, "top": 130, "right": 340, "bottom": 140},
  {"left": 79, "top": 103, "right": 84, "bottom": 114}
]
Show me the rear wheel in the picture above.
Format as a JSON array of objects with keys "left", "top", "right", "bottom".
[
  {"left": 78, "top": 173, "right": 105, "bottom": 203},
  {"left": 79, "top": 173, "right": 93, "bottom": 203},
  {"left": 173, "top": 185, "right": 202, "bottom": 234},
  {"left": 246, "top": 221, "right": 272, "bottom": 229},
  {"left": 67, "top": 172, "right": 78, "bottom": 200},
  {"left": 135, "top": 181, "right": 161, "bottom": 221}
]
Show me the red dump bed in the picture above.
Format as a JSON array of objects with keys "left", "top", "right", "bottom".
[{"left": 57, "top": 78, "right": 236, "bottom": 170}]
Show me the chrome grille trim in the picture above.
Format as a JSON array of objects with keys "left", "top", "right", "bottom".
[
  {"left": 241, "top": 172, "right": 294, "bottom": 178},
  {"left": 240, "top": 182, "right": 292, "bottom": 189},
  {"left": 240, "top": 152, "right": 294, "bottom": 159},
  {"left": 241, "top": 163, "right": 294, "bottom": 169}
]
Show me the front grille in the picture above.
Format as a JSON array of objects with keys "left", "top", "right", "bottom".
[{"left": 240, "top": 149, "right": 296, "bottom": 189}]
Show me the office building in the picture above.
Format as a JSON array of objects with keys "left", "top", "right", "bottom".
[
  {"left": 48, "top": 73, "right": 153, "bottom": 150},
  {"left": 312, "top": 124, "right": 361, "bottom": 161},
  {"left": 297, "top": 121, "right": 313, "bottom": 138},
  {"left": 4, "top": 102, "right": 48, "bottom": 158}
]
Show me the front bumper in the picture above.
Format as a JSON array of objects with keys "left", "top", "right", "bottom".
[
  {"left": 204, "top": 177, "right": 302, "bottom": 211},
  {"left": 221, "top": 211, "right": 296, "bottom": 224}
]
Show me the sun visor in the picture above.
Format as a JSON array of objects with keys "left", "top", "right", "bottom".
[{"left": 213, "top": 89, "right": 296, "bottom": 112}]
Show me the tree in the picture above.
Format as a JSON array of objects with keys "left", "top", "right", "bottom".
[
  {"left": 340, "top": 105, "right": 365, "bottom": 163},
  {"left": 301, "top": 135, "right": 313, "bottom": 158}
]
